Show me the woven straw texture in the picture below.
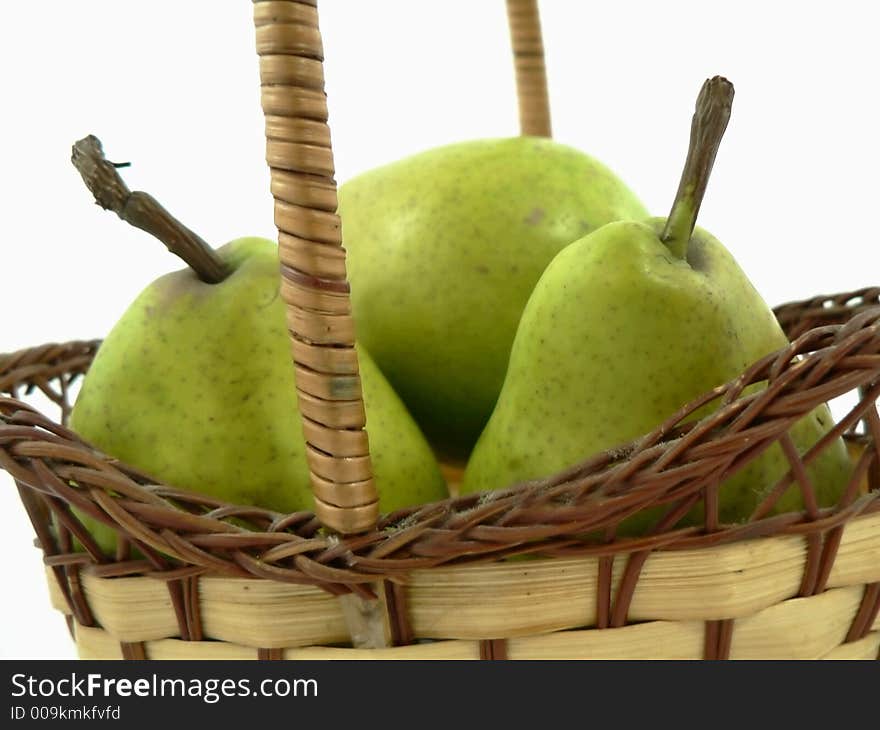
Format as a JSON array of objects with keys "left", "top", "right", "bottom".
[
  {"left": 3, "top": 288, "right": 880, "bottom": 658},
  {"left": 2, "top": 0, "right": 880, "bottom": 659}
]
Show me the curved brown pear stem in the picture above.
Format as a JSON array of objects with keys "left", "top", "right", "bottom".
[
  {"left": 71, "top": 135, "right": 230, "bottom": 284},
  {"left": 661, "top": 76, "right": 734, "bottom": 259}
]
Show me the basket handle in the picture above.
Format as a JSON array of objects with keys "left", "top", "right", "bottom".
[
  {"left": 507, "top": 0, "right": 552, "bottom": 137},
  {"left": 253, "top": 0, "right": 551, "bottom": 535},
  {"left": 253, "top": 0, "right": 375, "bottom": 535}
]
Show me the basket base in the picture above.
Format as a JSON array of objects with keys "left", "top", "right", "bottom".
[
  {"left": 65, "top": 613, "right": 880, "bottom": 660},
  {"left": 38, "top": 511, "right": 880, "bottom": 660},
  {"left": 46, "top": 563, "right": 880, "bottom": 660}
]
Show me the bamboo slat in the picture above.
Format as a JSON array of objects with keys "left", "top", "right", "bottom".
[
  {"left": 45, "top": 512, "right": 880, "bottom": 650},
  {"left": 69, "top": 585, "right": 880, "bottom": 660}
]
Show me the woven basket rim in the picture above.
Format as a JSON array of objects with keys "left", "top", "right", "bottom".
[{"left": 2, "top": 287, "right": 879, "bottom": 595}]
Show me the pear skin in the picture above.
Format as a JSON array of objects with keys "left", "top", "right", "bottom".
[
  {"left": 460, "top": 220, "right": 852, "bottom": 532},
  {"left": 338, "top": 136, "right": 647, "bottom": 461},
  {"left": 69, "top": 237, "right": 448, "bottom": 553}
]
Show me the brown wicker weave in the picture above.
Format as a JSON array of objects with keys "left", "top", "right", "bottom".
[{"left": 3, "top": 1, "right": 880, "bottom": 659}]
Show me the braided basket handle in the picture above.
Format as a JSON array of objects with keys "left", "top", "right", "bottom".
[
  {"left": 507, "top": 0, "right": 552, "bottom": 137},
  {"left": 253, "top": 0, "right": 551, "bottom": 534}
]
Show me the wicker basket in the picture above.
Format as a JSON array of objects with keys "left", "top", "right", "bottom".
[{"left": 2, "top": 0, "right": 880, "bottom": 660}]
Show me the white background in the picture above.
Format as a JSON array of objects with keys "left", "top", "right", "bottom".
[{"left": 1, "top": 1, "right": 878, "bottom": 659}]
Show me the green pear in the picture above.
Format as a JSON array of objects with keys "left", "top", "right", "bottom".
[
  {"left": 461, "top": 78, "right": 852, "bottom": 532},
  {"left": 338, "top": 136, "right": 648, "bottom": 461},
  {"left": 69, "top": 237, "right": 448, "bottom": 553}
]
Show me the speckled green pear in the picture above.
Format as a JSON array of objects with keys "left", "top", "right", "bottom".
[
  {"left": 460, "top": 219, "right": 852, "bottom": 530},
  {"left": 460, "top": 78, "right": 852, "bottom": 533},
  {"left": 69, "top": 237, "right": 448, "bottom": 553},
  {"left": 338, "top": 136, "right": 648, "bottom": 461}
]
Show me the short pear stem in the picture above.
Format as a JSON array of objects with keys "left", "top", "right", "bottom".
[
  {"left": 661, "top": 77, "right": 734, "bottom": 259},
  {"left": 71, "top": 135, "right": 230, "bottom": 284}
]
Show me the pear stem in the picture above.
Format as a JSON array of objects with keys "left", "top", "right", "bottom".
[
  {"left": 661, "top": 76, "right": 734, "bottom": 260},
  {"left": 71, "top": 135, "right": 230, "bottom": 284}
]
